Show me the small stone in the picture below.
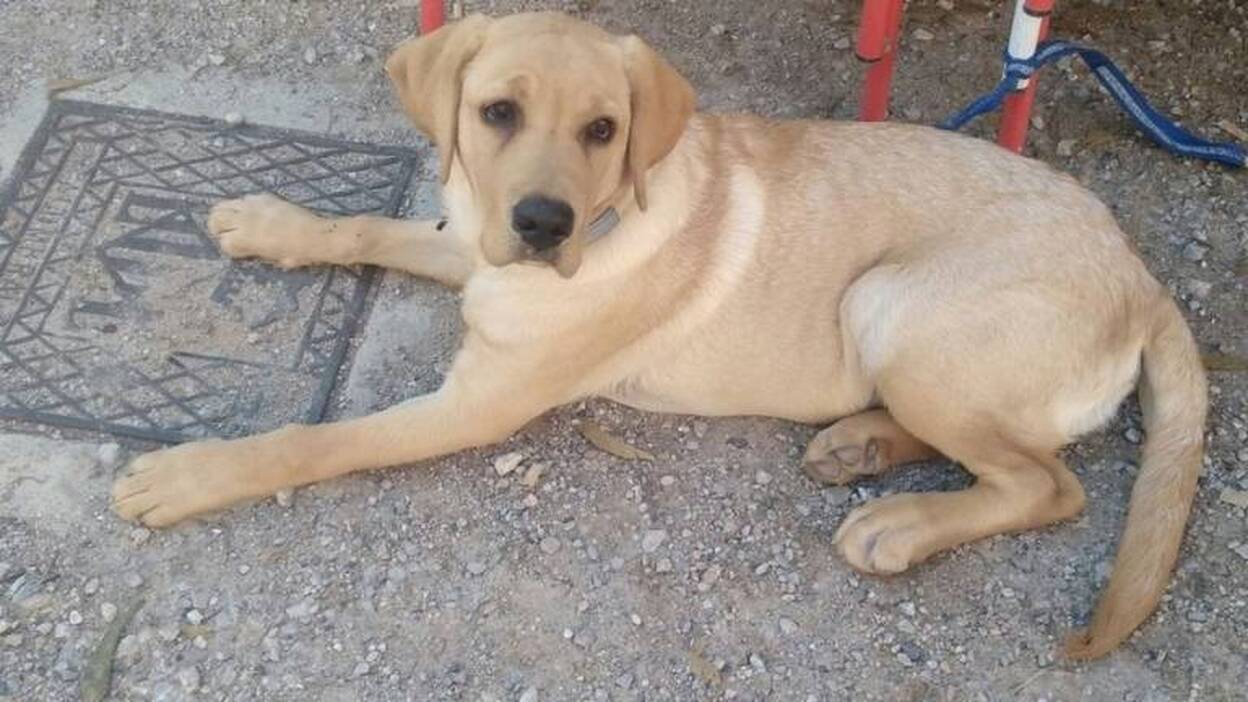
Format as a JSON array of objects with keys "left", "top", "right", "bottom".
[
  {"left": 913, "top": 28, "right": 935, "bottom": 42},
  {"left": 224, "top": 112, "right": 244, "bottom": 126},
  {"left": 84, "top": 578, "right": 100, "bottom": 596},
  {"left": 1124, "top": 427, "right": 1142, "bottom": 444},
  {"left": 562, "top": 628, "right": 574, "bottom": 640},
  {"left": 1220, "top": 488, "right": 1248, "bottom": 509},
  {"left": 615, "top": 673, "right": 634, "bottom": 689},
  {"left": 749, "top": 653, "right": 767, "bottom": 673},
  {"left": 96, "top": 443, "right": 122, "bottom": 468},
  {"left": 778, "top": 617, "right": 798, "bottom": 635},
  {"left": 1184, "top": 279, "right": 1213, "bottom": 300},
  {"left": 1182, "top": 240, "right": 1209, "bottom": 262},
  {"left": 755, "top": 470, "right": 772, "bottom": 486},
  {"left": 177, "top": 667, "right": 201, "bottom": 691},
  {"left": 937, "top": 0, "right": 955, "bottom": 9},
  {"left": 275, "top": 489, "right": 294, "bottom": 508},
  {"left": 286, "top": 598, "right": 318, "bottom": 620},
  {"left": 709, "top": 24, "right": 726, "bottom": 36},
  {"left": 4, "top": 634, "right": 23, "bottom": 648},
  {"left": 466, "top": 560, "right": 487, "bottom": 576},
  {"left": 540, "top": 537, "right": 561, "bottom": 555},
  {"left": 1057, "top": 139, "right": 1076, "bottom": 157},
  {"left": 352, "top": 662, "right": 371, "bottom": 677},
  {"left": 833, "top": 36, "right": 852, "bottom": 50},
  {"left": 101, "top": 602, "right": 118, "bottom": 623},
  {"left": 660, "top": 475, "right": 676, "bottom": 487},
  {"left": 899, "top": 601, "right": 917, "bottom": 617},
  {"left": 641, "top": 529, "right": 667, "bottom": 553},
  {"left": 68, "top": 610, "right": 83, "bottom": 626},
  {"left": 185, "top": 609, "right": 204, "bottom": 625},
  {"left": 522, "top": 494, "right": 539, "bottom": 508},
  {"left": 493, "top": 452, "right": 525, "bottom": 477},
  {"left": 521, "top": 463, "right": 545, "bottom": 488},
  {"left": 124, "top": 572, "right": 143, "bottom": 589},
  {"left": 129, "top": 527, "right": 151, "bottom": 545},
  {"left": 207, "top": 52, "right": 226, "bottom": 66},
  {"left": 520, "top": 687, "right": 539, "bottom": 702},
  {"left": 1031, "top": 114, "right": 1046, "bottom": 130},
  {"left": 655, "top": 558, "right": 673, "bottom": 574},
  {"left": 630, "top": 613, "right": 642, "bottom": 626},
  {"left": 697, "top": 565, "right": 722, "bottom": 592},
  {"left": 303, "top": 47, "right": 318, "bottom": 65}
]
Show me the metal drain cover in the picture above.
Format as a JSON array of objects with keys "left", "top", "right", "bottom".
[{"left": 0, "top": 100, "right": 421, "bottom": 442}]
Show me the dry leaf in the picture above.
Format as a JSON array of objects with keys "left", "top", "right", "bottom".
[
  {"left": 578, "top": 421, "right": 654, "bottom": 461},
  {"left": 1202, "top": 353, "right": 1248, "bottom": 373},
  {"left": 47, "top": 75, "right": 108, "bottom": 96},
  {"left": 687, "top": 641, "right": 723, "bottom": 688},
  {"left": 80, "top": 598, "right": 142, "bottom": 702},
  {"left": 1216, "top": 119, "right": 1248, "bottom": 143}
]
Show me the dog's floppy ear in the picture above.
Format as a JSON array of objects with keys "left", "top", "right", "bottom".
[
  {"left": 618, "top": 35, "right": 696, "bottom": 211},
  {"left": 385, "top": 14, "right": 492, "bottom": 183}
]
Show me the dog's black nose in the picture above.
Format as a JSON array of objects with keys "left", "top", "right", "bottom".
[{"left": 512, "top": 196, "right": 574, "bottom": 251}]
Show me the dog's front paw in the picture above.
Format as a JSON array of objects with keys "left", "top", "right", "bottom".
[
  {"left": 834, "top": 494, "right": 932, "bottom": 574},
  {"left": 207, "top": 194, "right": 322, "bottom": 268},
  {"left": 802, "top": 437, "right": 882, "bottom": 485},
  {"left": 111, "top": 440, "right": 258, "bottom": 528}
]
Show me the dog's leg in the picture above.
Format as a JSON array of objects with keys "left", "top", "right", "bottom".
[
  {"left": 801, "top": 408, "right": 939, "bottom": 485},
  {"left": 208, "top": 194, "right": 474, "bottom": 287},
  {"left": 112, "top": 336, "right": 557, "bottom": 527},
  {"left": 835, "top": 442, "right": 1086, "bottom": 574}
]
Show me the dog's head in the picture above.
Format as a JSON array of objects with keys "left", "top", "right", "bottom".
[{"left": 385, "top": 12, "right": 695, "bottom": 277}]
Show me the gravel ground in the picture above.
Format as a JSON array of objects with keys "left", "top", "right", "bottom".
[{"left": 1, "top": 1, "right": 1247, "bottom": 700}]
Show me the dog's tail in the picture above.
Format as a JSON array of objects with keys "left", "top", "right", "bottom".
[{"left": 1063, "top": 295, "right": 1207, "bottom": 660}]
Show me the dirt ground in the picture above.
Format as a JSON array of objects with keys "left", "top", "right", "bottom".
[{"left": 1, "top": 1, "right": 1247, "bottom": 700}]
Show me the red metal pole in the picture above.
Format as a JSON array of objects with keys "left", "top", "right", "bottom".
[
  {"left": 997, "top": 0, "right": 1054, "bottom": 152},
  {"left": 421, "top": 0, "right": 446, "bottom": 34},
  {"left": 857, "top": 0, "right": 906, "bottom": 121}
]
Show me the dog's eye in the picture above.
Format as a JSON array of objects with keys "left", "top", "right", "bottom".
[
  {"left": 585, "top": 118, "right": 615, "bottom": 144},
  {"left": 481, "top": 100, "right": 518, "bottom": 126}
]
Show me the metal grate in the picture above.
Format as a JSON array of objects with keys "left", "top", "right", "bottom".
[{"left": 0, "top": 100, "right": 422, "bottom": 443}]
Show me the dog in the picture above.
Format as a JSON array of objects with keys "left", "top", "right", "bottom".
[{"left": 111, "top": 12, "right": 1207, "bottom": 659}]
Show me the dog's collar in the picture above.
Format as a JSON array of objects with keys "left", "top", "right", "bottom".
[{"left": 586, "top": 207, "right": 620, "bottom": 242}]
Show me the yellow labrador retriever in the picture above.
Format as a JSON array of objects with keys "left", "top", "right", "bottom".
[{"left": 112, "top": 12, "right": 1206, "bottom": 659}]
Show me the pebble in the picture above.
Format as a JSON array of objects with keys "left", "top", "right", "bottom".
[
  {"left": 1057, "top": 139, "right": 1077, "bottom": 157},
  {"left": 129, "top": 527, "right": 151, "bottom": 545},
  {"left": 68, "top": 610, "right": 83, "bottom": 625},
  {"left": 101, "top": 602, "right": 118, "bottom": 623},
  {"left": 186, "top": 609, "right": 204, "bottom": 625},
  {"left": 697, "top": 565, "right": 722, "bottom": 592},
  {"left": 177, "top": 666, "right": 201, "bottom": 691},
  {"left": 655, "top": 558, "right": 673, "bottom": 574},
  {"left": 520, "top": 687, "right": 539, "bottom": 702},
  {"left": 1181, "top": 240, "right": 1208, "bottom": 262},
  {"left": 709, "top": 24, "right": 727, "bottom": 37},
  {"left": 124, "top": 573, "right": 143, "bottom": 589},
  {"left": 521, "top": 463, "right": 545, "bottom": 488},
  {"left": 96, "top": 443, "right": 122, "bottom": 468},
  {"left": 84, "top": 578, "right": 100, "bottom": 596},
  {"left": 1184, "top": 279, "right": 1213, "bottom": 299},
  {"left": 275, "top": 489, "right": 294, "bottom": 508},
  {"left": 660, "top": 475, "right": 676, "bottom": 487},
  {"left": 755, "top": 470, "right": 772, "bottom": 486},
  {"left": 641, "top": 529, "right": 667, "bottom": 553},
  {"left": 224, "top": 112, "right": 244, "bottom": 126},
  {"left": 353, "top": 662, "right": 371, "bottom": 677},
  {"left": 493, "top": 452, "right": 525, "bottom": 477},
  {"left": 466, "top": 560, "right": 487, "bottom": 576},
  {"left": 1124, "top": 427, "right": 1142, "bottom": 444},
  {"left": 833, "top": 36, "right": 852, "bottom": 50},
  {"left": 303, "top": 47, "right": 318, "bottom": 65},
  {"left": 937, "top": 0, "right": 955, "bottom": 9},
  {"left": 913, "top": 28, "right": 935, "bottom": 42},
  {"left": 207, "top": 52, "right": 226, "bottom": 66},
  {"left": 778, "top": 617, "right": 798, "bottom": 635},
  {"left": 286, "top": 598, "right": 319, "bottom": 620},
  {"left": 899, "top": 601, "right": 917, "bottom": 617},
  {"left": 540, "top": 537, "right": 562, "bottom": 555},
  {"left": 749, "top": 653, "right": 767, "bottom": 673},
  {"left": 1220, "top": 488, "right": 1248, "bottom": 509}
]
